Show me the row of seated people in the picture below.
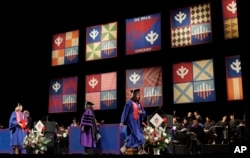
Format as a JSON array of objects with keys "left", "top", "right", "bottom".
[{"left": 168, "top": 114, "right": 246, "bottom": 154}]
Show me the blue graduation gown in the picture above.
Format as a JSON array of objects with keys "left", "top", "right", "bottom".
[
  {"left": 120, "top": 99, "right": 146, "bottom": 148},
  {"left": 9, "top": 111, "right": 27, "bottom": 149}
]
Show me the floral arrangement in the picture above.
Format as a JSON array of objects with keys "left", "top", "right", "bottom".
[
  {"left": 143, "top": 123, "right": 172, "bottom": 151},
  {"left": 23, "top": 129, "right": 51, "bottom": 154}
]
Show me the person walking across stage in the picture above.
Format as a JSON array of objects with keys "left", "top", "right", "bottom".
[
  {"left": 120, "top": 89, "right": 146, "bottom": 154},
  {"left": 80, "top": 101, "right": 99, "bottom": 155},
  {"left": 9, "top": 103, "right": 27, "bottom": 154}
]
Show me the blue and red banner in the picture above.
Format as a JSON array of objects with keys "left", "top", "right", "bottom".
[
  {"left": 126, "top": 66, "right": 163, "bottom": 107},
  {"left": 85, "top": 72, "right": 117, "bottom": 110},
  {"left": 126, "top": 13, "right": 161, "bottom": 55},
  {"left": 49, "top": 76, "right": 78, "bottom": 113}
]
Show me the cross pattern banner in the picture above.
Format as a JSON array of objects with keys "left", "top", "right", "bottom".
[
  {"left": 86, "top": 22, "right": 117, "bottom": 61},
  {"left": 170, "top": 2, "right": 212, "bottom": 48},
  {"left": 225, "top": 55, "right": 243, "bottom": 101},
  {"left": 126, "top": 66, "right": 163, "bottom": 107},
  {"left": 86, "top": 72, "right": 117, "bottom": 110},
  {"left": 222, "top": 0, "right": 239, "bottom": 39},
  {"left": 51, "top": 30, "right": 79, "bottom": 66},
  {"left": 126, "top": 13, "right": 161, "bottom": 55},
  {"left": 173, "top": 59, "right": 216, "bottom": 104},
  {"left": 49, "top": 76, "right": 78, "bottom": 113}
]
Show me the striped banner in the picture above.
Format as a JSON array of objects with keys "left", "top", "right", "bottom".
[
  {"left": 225, "top": 55, "right": 243, "bottom": 100},
  {"left": 222, "top": 0, "right": 239, "bottom": 39},
  {"left": 170, "top": 2, "right": 212, "bottom": 48},
  {"left": 51, "top": 30, "right": 79, "bottom": 66},
  {"left": 49, "top": 76, "right": 78, "bottom": 113},
  {"left": 126, "top": 66, "right": 163, "bottom": 107},
  {"left": 126, "top": 13, "right": 161, "bottom": 55},
  {"left": 86, "top": 22, "right": 117, "bottom": 61},
  {"left": 173, "top": 59, "right": 215, "bottom": 104},
  {"left": 86, "top": 72, "right": 117, "bottom": 110}
]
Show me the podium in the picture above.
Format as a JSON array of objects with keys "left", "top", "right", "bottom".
[
  {"left": 42, "top": 121, "right": 56, "bottom": 148},
  {"left": 0, "top": 129, "right": 12, "bottom": 154}
]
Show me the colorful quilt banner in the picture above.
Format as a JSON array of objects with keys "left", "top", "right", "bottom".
[
  {"left": 170, "top": 2, "right": 212, "bottom": 48},
  {"left": 86, "top": 22, "right": 117, "bottom": 61},
  {"left": 86, "top": 72, "right": 117, "bottom": 110},
  {"left": 126, "top": 13, "right": 161, "bottom": 55},
  {"left": 222, "top": 0, "right": 239, "bottom": 39},
  {"left": 126, "top": 66, "right": 163, "bottom": 107},
  {"left": 49, "top": 76, "right": 78, "bottom": 113},
  {"left": 225, "top": 55, "right": 243, "bottom": 100},
  {"left": 173, "top": 59, "right": 215, "bottom": 104},
  {"left": 51, "top": 30, "right": 79, "bottom": 66}
]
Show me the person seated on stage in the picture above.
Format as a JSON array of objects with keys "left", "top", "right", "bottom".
[
  {"left": 234, "top": 120, "right": 246, "bottom": 143},
  {"left": 188, "top": 118, "right": 205, "bottom": 154},
  {"left": 174, "top": 117, "right": 191, "bottom": 146},
  {"left": 203, "top": 116, "right": 215, "bottom": 144},
  {"left": 0, "top": 123, "right": 3, "bottom": 129},
  {"left": 212, "top": 115, "right": 228, "bottom": 144},
  {"left": 56, "top": 125, "right": 69, "bottom": 147},
  {"left": 171, "top": 117, "right": 182, "bottom": 141},
  {"left": 229, "top": 113, "right": 240, "bottom": 143},
  {"left": 70, "top": 117, "right": 79, "bottom": 127}
]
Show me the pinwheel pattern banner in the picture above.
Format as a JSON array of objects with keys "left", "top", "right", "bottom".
[
  {"left": 86, "top": 22, "right": 117, "bottom": 61},
  {"left": 222, "top": 0, "right": 239, "bottom": 39},
  {"left": 86, "top": 72, "right": 117, "bottom": 110},
  {"left": 225, "top": 55, "right": 243, "bottom": 101},
  {"left": 126, "top": 66, "right": 163, "bottom": 107},
  {"left": 170, "top": 2, "right": 212, "bottom": 48},
  {"left": 49, "top": 76, "right": 78, "bottom": 113},
  {"left": 126, "top": 13, "right": 161, "bottom": 55},
  {"left": 51, "top": 30, "right": 79, "bottom": 66},
  {"left": 173, "top": 59, "right": 216, "bottom": 104}
]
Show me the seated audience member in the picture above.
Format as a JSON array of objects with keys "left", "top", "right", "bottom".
[
  {"left": 203, "top": 116, "right": 215, "bottom": 144},
  {"left": 188, "top": 119, "right": 205, "bottom": 154},
  {"left": 213, "top": 115, "right": 228, "bottom": 144}
]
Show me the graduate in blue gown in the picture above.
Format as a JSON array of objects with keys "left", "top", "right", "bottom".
[
  {"left": 9, "top": 103, "right": 27, "bottom": 154},
  {"left": 120, "top": 89, "right": 146, "bottom": 154},
  {"left": 80, "top": 101, "right": 99, "bottom": 155}
]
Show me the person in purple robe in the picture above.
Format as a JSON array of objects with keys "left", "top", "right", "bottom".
[
  {"left": 80, "top": 101, "right": 99, "bottom": 155},
  {"left": 9, "top": 103, "right": 27, "bottom": 154},
  {"left": 120, "top": 89, "right": 146, "bottom": 154}
]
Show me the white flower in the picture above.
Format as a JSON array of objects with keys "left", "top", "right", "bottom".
[
  {"left": 159, "top": 127, "right": 163, "bottom": 131},
  {"left": 154, "top": 136, "right": 159, "bottom": 141},
  {"left": 162, "top": 132, "right": 167, "bottom": 137},
  {"left": 149, "top": 128, "right": 154, "bottom": 134},
  {"left": 165, "top": 138, "right": 170, "bottom": 144}
]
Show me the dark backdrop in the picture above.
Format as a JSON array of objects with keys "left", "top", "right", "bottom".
[{"left": 1, "top": 0, "right": 248, "bottom": 129}]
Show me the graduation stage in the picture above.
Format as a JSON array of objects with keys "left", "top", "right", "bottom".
[{"left": 0, "top": 124, "right": 127, "bottom": 155}]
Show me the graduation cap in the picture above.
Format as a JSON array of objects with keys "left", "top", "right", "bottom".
[
  {"left": 85, "top": 101, "right": 94, "bottom": 106},
  {"left": 131, "top": 89, "right": 140, "bottom": 95}
]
